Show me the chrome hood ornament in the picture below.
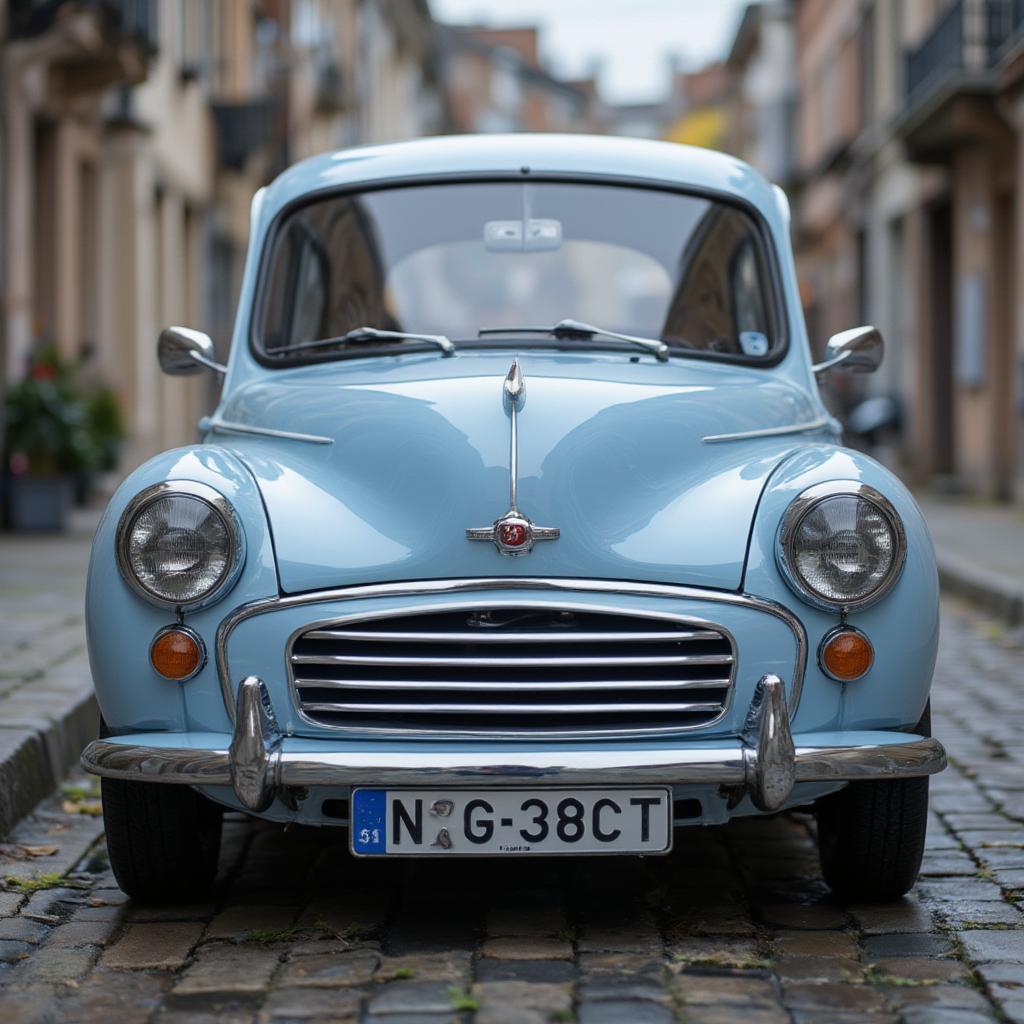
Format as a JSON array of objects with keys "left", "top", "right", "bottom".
[{"left": 466, "top": 360, "right": 560, "bottom": 556}]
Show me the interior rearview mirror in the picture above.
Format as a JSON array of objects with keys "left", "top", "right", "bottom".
[
  {"left": 158, "top": 326, "right": 226, "bottom": 377},
  {"left": 813, "top": 326, "right": 883, "bottom": 377}
]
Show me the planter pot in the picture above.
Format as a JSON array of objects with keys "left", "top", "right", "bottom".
[{"left": 7, "top": 475, "right": 72, "bottom": 531}]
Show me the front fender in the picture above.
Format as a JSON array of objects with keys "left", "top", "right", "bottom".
[
  {"left": 744, "top": 444, "right": 939, "bottom": 735},
  {"left": 86, "top": 446, "right": 279, "bottom": 734}
]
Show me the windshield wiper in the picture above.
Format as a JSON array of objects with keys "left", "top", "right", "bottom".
[
  {"left": 478, "top": 318, "right": 670, "bottom": 361},
  {"left": 274, "top": 326, "right": 455, "bottom": 357}
]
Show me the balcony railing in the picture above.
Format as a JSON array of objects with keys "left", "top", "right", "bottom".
[
  {"left": 904, "top": 0, "right": 1014, "bottom": 105},
  {"left": 9, "top": 0, "right": 159, "bottom": 54}
]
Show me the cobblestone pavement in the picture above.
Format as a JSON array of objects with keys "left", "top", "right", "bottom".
[{"left": 0, "top": 599, "right": 1021, "bottom": 1023}]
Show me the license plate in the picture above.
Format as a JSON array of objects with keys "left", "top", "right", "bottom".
[{"left": 349, "top": 787, "right": 672, "bottom": 856}]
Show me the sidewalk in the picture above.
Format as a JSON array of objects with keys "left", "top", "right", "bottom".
[
  {"left": 0, "top": 508, "right": 98, "bottom": 838},
  {"left": 915, "top": 493, "right": 1024, "bottom": 627}
]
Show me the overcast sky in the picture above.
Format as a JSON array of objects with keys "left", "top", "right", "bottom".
[{"left": 430, "top": 0, "right": 749, "bottom": 104}]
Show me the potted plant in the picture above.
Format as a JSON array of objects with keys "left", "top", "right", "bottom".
[
  {"left": 72, "top": 377, "right": 126, "bottom": 505},
  {"left": 3, "top": 347, "right": 92, "bottom": 530}
]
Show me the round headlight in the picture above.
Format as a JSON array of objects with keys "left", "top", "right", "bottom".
[
  {"left": 116, "top": 482, "right": 244, "bottom": 609},
  {"left": 777, "top": 482, "right": 906, "bottom": 611}
]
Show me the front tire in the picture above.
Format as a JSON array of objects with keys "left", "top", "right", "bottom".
[
  {"left": 101, "top": 777, "right": 223, "bottom": 902},
  {"left": 814, "top": 704, "right": 931, "bottom": 901}
]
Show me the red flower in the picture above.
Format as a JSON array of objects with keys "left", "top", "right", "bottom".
[{"left": 30, "top": 362, "right": 57, "bottom": 381}]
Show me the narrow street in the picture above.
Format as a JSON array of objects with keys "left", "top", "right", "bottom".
[{"left": 0, "top": 527, "right": 1022, "bottom": 1022}]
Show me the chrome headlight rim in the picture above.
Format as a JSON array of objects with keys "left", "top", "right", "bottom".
[
  {"left": 115, "top": 480, "right": 245, "bottom": 610},
  {"left": 776, "top": 480, "right": 907, "bottom": 613}
]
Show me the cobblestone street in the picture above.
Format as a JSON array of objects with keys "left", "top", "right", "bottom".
[{"left": 1, "top": 528, "right": 1023, "bottom": 1022}]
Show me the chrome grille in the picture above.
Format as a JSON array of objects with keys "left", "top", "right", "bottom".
[{"left": 288, "top": 606, "right": 735, "bottom": 738}]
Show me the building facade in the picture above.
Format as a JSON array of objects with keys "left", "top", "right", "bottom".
[
  {"left": 1, "top": 0, "right": 448, "bottom": 476},
  {"left": 439, "top": 25, "right": 599, "bottom": 134},
  {"left": 789, "top": 0, "right": 1024, "bottom": 502}
]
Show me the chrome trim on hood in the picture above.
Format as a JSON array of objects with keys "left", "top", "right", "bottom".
[
  {"left": 703, "top": 416, "right": 832, "bottom": 444},
  {"left": 208, "top": 415, "right": 334, "bottom": 445}
]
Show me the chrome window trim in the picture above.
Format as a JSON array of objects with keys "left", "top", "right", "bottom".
[
  {"left": 776, "top": 481, "right": 907, "bottom": 614},
  {"left": 149, "top": 624, "right": 208, "bottom": 682},
  {"left": 215, "top": 577, "right": 808, "bottom": 726},
  {"left": 115, "top": 480, "right": 246, "bottom": 611},
  {"left": 282, "top": 600, "right": 738, "bottom": 740}
]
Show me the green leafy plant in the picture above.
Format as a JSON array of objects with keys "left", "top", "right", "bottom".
[
  {"left": 3, "top": 346, "right": 124, "bottom": 477},
  {"left": 83, "top": 384, "right": 125, "bottom": 472},
  {"left": 4, "top": 348, "right": 89, "bottom": 476}
]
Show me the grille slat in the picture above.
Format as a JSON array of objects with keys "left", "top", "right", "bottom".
[
  {"left": 292, "top": 652, "right": 733, "bottom": 668},
  {"left": 289, "top": 606, "right": 735, "bottom": 738},
  {"left": 293, "top": 677, "right": 733, "bottom": 692},
  {"left": 299, "top": 700, "right": 726, "bottom": 716},
  {"left": 302, "top": 628, "right": 722, "bottom": 644}
]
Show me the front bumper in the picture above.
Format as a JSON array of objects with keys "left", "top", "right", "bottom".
[{"left": 82, "top": 675, "right": 946, "bottom": 815}]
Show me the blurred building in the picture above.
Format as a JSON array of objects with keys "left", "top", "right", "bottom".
[
  {"left": 724, "top": 0, "right": 796, "bottom": 186},
  {"left": 0, "top": 0, "right": 448, "bottom": 472},
  {"left": 662, "top": 62, "right": 732, "bottom": 149},
  {"left": 439, "top": 25, "right": 600, "bottom": 133},
  {"left": 788, "top": 0, "right": 1024, "bottom": 502}
]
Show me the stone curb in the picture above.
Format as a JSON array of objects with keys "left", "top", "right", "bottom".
[
  {"left": 0, "top": 683, "right": 98, "bottom": 839},
  {"left": 937, "top": 551, "right": 1024, "bottom": 627}
]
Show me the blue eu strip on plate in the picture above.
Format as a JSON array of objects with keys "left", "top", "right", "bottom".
[{"left": 351, "top": 788, "right": 386, "bottom": 854}]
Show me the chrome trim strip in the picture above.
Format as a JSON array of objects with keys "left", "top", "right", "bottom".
[
  {"left": 302, "top": 627, "right": 723, "bottom": 644},
  {"left": 466, "top": 362, "right": 559, "bottom": 555},
  {"left": 83, "top": 735, "right": 947, "bottom": 788},
  {"left": 299, "top": 700, "right": 726, "bottom": 716},
  {"left": 115, "top": 480, "right": 246, "bottom": 612},
  {"left": 208, "top": 416, "right": 334, "bottom": 445},
  {"left": 776, "top": 480, "right": 908, "bottom": 613},
  {"left": 290, "top": 652, "right": 733, "bottom": 669},
  {"left": 284, "top": 599, "right": 737, "bottom": 740},
  {"left": 505, "top": 359, "right": 524, "bottom": 508},
  {"left": 215, "top": 578, "right": 808, "bottom": 726},
  {"left": 703, "top": 416, "right": 831, "bottom": 444},
  {"left": 293, "top": 677, "right": 733, "bottom": 692}
]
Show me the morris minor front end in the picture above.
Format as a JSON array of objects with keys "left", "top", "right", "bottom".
[{"left": 82, "top": 135, "right": 944, "bottom": 902}]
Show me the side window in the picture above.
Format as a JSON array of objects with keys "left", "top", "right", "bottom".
[
  {"left": 730, "top": 238, "right": 770, "bottom": 355},
  {"left": 262, "top": 223, "right": 327, "bottom": 350},
  {"left": 288, "top": 236, "right": 327, "bottom": 345},
  {"left": 662, "top": 206, "right": 772, "bottom": 355}
]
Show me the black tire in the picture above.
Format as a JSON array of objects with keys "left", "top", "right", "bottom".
[
  {"left": 101, "top": 777, "right": 223, "bottom": 902},
  {"left": 814, "top": 703, "right": 931, "bottom": 901}
]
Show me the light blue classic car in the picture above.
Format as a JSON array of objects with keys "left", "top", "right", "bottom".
[{"left": 82, "top": 134, "right": 944, "bottom": 902}]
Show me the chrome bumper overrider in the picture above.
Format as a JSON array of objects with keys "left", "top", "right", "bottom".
[{"left": 82, "top": 675, "right": 946, "bottom": 815}]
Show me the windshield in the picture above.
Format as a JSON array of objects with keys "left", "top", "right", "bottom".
[{"left": 256, "top": 181, "right": 781, "bottom": 363}]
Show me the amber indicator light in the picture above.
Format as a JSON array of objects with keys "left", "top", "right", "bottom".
[
  {"left": 150, "top": 628, "right": 204, "bottom": 680},
  {"left": 821, "top": 628, "right": 873, "bottom": 681}
]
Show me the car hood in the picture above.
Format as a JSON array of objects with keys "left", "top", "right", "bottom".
[{"left": 216, "top": 354, "right": 823, "bottom": 594}]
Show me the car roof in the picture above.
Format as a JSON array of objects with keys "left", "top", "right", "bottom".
[{"left": 257, "top": 133, "right": 781, "bottom": 227}]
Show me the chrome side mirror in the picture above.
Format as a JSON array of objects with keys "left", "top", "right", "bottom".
[
  {"left": 813, "top": 326, "right": 883, "bottom": 376},
  {"left": 158, "top": 326, "right": 226, "bottom": 377}
]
